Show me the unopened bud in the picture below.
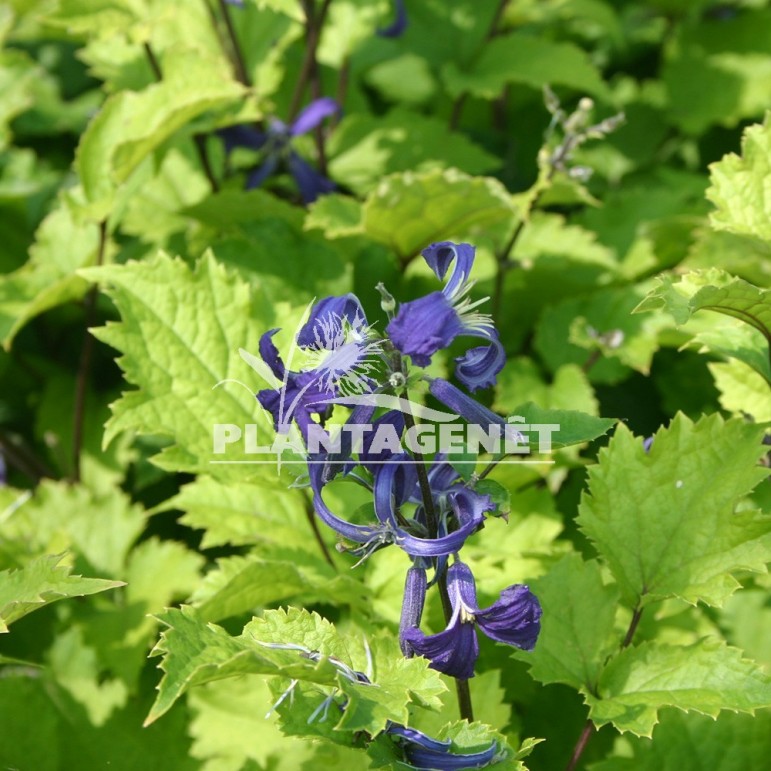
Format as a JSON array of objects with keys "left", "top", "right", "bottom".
[{"left": 375, "top": 282, "right": 396, "bottom": 313}]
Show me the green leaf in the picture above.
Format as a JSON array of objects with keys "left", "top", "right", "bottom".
[
  {"left": 305, "top": 193, "right": 364, "bottom": 238},
  {"left": 634, "top": 269, "right": 771, "bottom": 346},
  {"left": 81, "top": 252, "right": 277, "bottom": 476},
  {"left": 707, "top": 111, "right": 771, "bottom": 244},
  {"left": 254, "top": 0, "right": 304, "bottom": 22},
  {"left": 362, "top": 168, "right": 516, "bottom": 261},
  {"left": 536, "top": 283, "right": 674, "bottom": 383},
  {"left": 494, "top": 359, "right": 599, "bottom": 417},
  {"left": 507, "top": 403, "right": 616, "bottom": 451},
  {"left": 0, "top": 481, "right": 145, "bottom": 576},
  {"left": 662, "top": 13, "right": 771, "bottom": 134},
  {"left": 155, "top": 475, "right": 312, "bottom": 549},
  {"left": 709, "top": 360, "right": 771, "bottom": 422},
  {"left": 328, "top": 111, "right": 499, "bottom": 196},
  {"left": 364, "top": 54, "right": 437, "bottom": 105},
  {"left": 0, "top": 191, "right": 103, "bottom": 349},
  {"left": 592, "top": 709, "right": 771, "bottom": 771},
  {"left": 512, "top": 554, "right": 619, "bottom": 692},
  {"left": 76, "top": 49, "right": 245, "bottom": 217},
  {"left": 190, "top": 552, "right": 370, "bottom": 621},
  {"left": 441, "top": 32, "right": 610, "bottom": 100},
  {"left": 0, "top": 554, "right": 122, "bottom": 632},
  {"left": 146, "top": 606, "right": 446, "bottom": 733},
  {"left": 0, "top": 48, "right": 39, "bottom": 150},
  {"left": 462, "top": 485, "right": 564, "bottom": 587},
  {"left": 686, "top": 317, "right": 771, "bottom": 385},
  {"left": 578, "top": 414, "right": 771, "bottom": 608},
  {"left": 187, "top": 677, "right": 328, "bottom": 770},
  {"left": 588, "top": 640, "right": 771, "bottom": 736}
]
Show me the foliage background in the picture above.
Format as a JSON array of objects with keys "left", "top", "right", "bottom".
[{"left": 0, "top": 0, "right": 770, "bottom": 769}]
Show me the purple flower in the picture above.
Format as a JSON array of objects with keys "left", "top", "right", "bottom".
[
  {"left": 219, "top": 97, "right": 339, "bottom": 204},
  {"left": 385, "top": 723, "right": 498, "bottom": 769},
  {"left": 256, "top": 293, "right": 383, "bottom": 437},
  {"left": 401, "top": 561, "right": 542, "bottom": 679},
  {"left": 386, "top": 242, "right": 505, "bottom": 391},
  {"left": 378, "top": 0, "right": 408, "bottom": 37},
  {"left": 256, "top": 329, "right": 336, "bottom": 438}
]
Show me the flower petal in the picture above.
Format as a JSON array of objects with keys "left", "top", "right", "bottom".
[
  {"left": 258, "top": 329, "right": 287, "bottom": 380},
  {"left": 218, "top": 124, "right": 267, "bottom": 153},
  {"left": 386, "top": 291, "right": 463, "bottom": 366},
  {"left": 428, "top": 378, "right": 513, "bottom": 438},
  {"left": 290, "top": 97, "right": 340, "bottom": 136},
  {"left": 246, "top": 153, "right": 280, "bottom": 189},
  {"left": 399, "top": 566, "right": 427, "bottom": 656},
  {"left": 402, "top": 617, "right": 478, "bottom": 680},
  {"left": 454, "top": 333, "right": 506, "bottom": 392},
  {"left": 287, "top": 151, "right": 335, "bottom": 204},
  {"left": 309, "top": 462, "right": 382, "bottom": 544},
  {"left": 377, "top": 0, "right": 408, "bottom": 38},
  {"left": 476, "top": 584, "right": 542, "bottom": 651},
  {"left": 421, "top": 242, "right": 476, "bottom": 299},
  {"left": 296, "top": 294, "right": 367, "bottom": 349},
  {"left": 385, "top": 723, "right": 451, "bottom": 753}
]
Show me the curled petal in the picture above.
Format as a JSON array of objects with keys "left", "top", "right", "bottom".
[
  {"left": 291, "top": 97, "right": 340, "bottom": 136},
  {"left": 385, "top": 723, "right": 451, "bottom": 753},
  {"left": 287, "top": 151, "right": 335, "bottom": 204},
  {"left": 258, "top": 329, "right": 285, "bottom": 380},
  {"left": 454, "top": 334, "right": 506, "bottom": 392},
  {"left": 374, "top": 461, "right": 481, "bottom": 558},
  {"left": 296, "top": 294, "right": 367, "bottom": 349},
  {"left": 447, "top": 490, "right": 494, "bottom": 532},
  {"left": 475, "top": 584, "right": 542, "bottom": 651},
  {"left": 399, "top": 567, "right": 427, "bottom": 656},
  {"left": 309, "top": 463, "right": 382, "bottom": 544},
  {"left": 421, "top": 242, "right": 476, "bottom": 299},
  {"left": 377, "top": 0, "right": 408, "bottom": 38},
  {"left": 408, "top": 741, "right": 498, "bottom": 770},
  {"left": 386, "top": 291, "right": 463, "bottom": 366}
]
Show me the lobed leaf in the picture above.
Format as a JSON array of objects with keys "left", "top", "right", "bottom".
[{"left": 578, "top": 414, "right": 771, "bottom": 608}]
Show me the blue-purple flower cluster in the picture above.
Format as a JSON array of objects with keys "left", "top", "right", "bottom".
[
  {"left": 256, "top": 240, "right": 541, "bottom": 666},
  {"left": 254, "top": 241, "right": 541, "bottom": 765}
]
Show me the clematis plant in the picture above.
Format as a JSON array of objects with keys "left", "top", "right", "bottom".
[{"left": 253, "top": 239, "right": 543, "bottom": 734}]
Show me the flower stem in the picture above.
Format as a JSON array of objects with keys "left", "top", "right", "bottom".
[
  {"left": 449, "top": 0, "right": 510, "bottom": 130},
  {"left": 564, "top": 604, "right": 644, "bottom": 770},
  {"left": 217, "top": 0, "right": 251, "bottom": 86},
  {"left": 303, "top": 494, "right": 337, "bottom": 569},
  {"left": 142, "top": 43, "right": 219, "bottom": 192},
  {"left": 287, "top": 0, "right": 333, "bottom": 122},
  {"left": 401, "top": 386, "right": 474, "bottom": 723}
]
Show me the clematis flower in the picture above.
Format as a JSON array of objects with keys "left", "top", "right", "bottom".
[
  {"left": 386, "top": 242, "right": 505, "bottom": 391},
  {"left": 401, "top": 561, "right": 542, "bottom": 679},
  {"left": 377, "top": 0, "right": 408, "bottom": 37},
  {"left": 256, "top": 293, "right": 381, "bottom": 437},
  {"left": 385, "top": 723, "right": 498, "bottom": 770},
  {"left": 218, "top": 97, "right": 339, "bottom": 203}
]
